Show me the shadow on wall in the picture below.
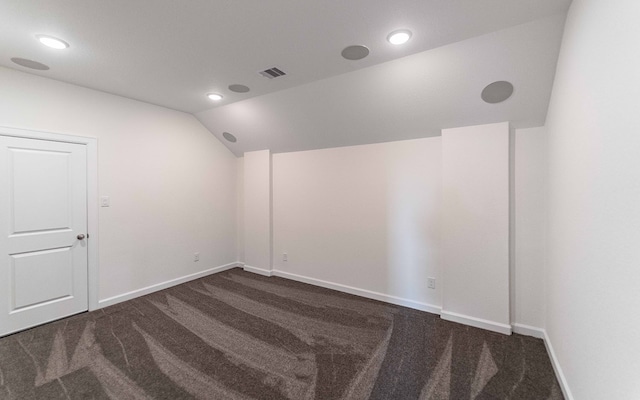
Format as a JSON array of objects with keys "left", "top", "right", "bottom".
[{"left": 385, "top": 154, "right": 441, "bottom": 306}]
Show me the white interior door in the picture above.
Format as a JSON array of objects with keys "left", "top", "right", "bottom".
[{"left": 0, "top": 135, "right": 88, "bottom": 337}]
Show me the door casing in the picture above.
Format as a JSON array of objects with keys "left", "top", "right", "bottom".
[{"left": 0, "top": 125, "right": 99, "bottom": 311}]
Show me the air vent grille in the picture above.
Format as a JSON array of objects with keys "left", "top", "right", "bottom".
[{"left": 259, "top": 67, "right": 287, "bottom": 79}]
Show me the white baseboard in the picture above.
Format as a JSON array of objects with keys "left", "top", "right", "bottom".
[
  {"left": 242, "top": 265, "right": 273, "bottom": 277},
  {"left": 98, "top": 262, "right": 240, "bottom": 308},
  {"left": 268, "top": 269, "right": 441, "bottom": 315},
  {"left": 543, "top": 329, "right": 574, "bottom": 400},
  {"left": 511, "top": 323, "right": 545, "bottom": 339},
  {"left": 440, "top": 310, "right": 512, "bottom": 335}
]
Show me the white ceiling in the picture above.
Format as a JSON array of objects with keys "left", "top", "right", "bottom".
[
  {"left": 0, "top": 1, "right": 570, "bottom": 155},
  {"left": 198, "top": 14, "right": 567, "bottom": 156}
]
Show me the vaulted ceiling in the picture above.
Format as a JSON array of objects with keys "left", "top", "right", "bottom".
[{"left": 0, "top": 0, "right": 571, "bottom": 155}]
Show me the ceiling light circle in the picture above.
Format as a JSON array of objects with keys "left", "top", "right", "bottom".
[
  {"left": 11, "top": 57, "right": 50, "bottom": 70},
  {"left": 207, "top": 93, "right": 223, "bottom": 101},
  {"left": 222, "top": 132, "right": 237, "bottom": 143},
  {"left": 341, "top": 45, "right": 370, "bottom": 61},
  {"left": 481, "top": 81, "right": 514, "bottom": 104},
  {"left": 36, "top": 35, "right": 69, "bottom": 49},
  {"left": 228, "top": 84, "right": 250, "bottom": 93},
  {"left": 387, "top": 30, "right": 412, "bottom": 45}
]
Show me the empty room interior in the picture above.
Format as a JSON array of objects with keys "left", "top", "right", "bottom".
[{"left": 0, "top": 0, "right": 638, "bottom": 399}]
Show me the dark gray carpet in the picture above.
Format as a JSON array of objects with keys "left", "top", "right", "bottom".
[{"left": 0, "top": 268, "right": 563, "bottom": 399}]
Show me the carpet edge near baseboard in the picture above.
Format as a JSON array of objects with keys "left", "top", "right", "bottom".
[
  {"left": 543, "top": 328, "right": 575, "bottom": 400},
  {"left": 270, "top": 268, "right": 441, "bottom": 315},
  {"left": 97, "top": 261, "right": 571, "bottom": 399},
  {"left": 241, "top": 265, "right": 573, "bottom": 399},
  {"left": 97, "top": 261, "right": 241, "bottom": 309}
]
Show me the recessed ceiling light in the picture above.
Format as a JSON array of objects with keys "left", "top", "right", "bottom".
[
  {"left": 36, "top": 35, "right": 69, "bottom": 50},
  {"left": 207, "top": 93, "right": 223, "bottom": 101},
  {"left": 481, "top": 81, "right": 514, "bottom": 104},
  {"left": 387, "top": 30, "right": 412, "bottom": 45}
]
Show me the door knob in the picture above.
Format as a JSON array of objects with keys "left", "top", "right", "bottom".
[{"left": 77, "top": 234, "right": 86, "bottom": 240}]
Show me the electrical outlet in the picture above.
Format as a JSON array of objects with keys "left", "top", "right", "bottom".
[
  {"left": 427, "top": 277, "right": 436, "bottom": 289},
  {"left": 283, "top": 253, "right": 288, "bottom": 262},
  {"left": 100, "top": 196, "right": 110, "bottom": 207},
  {"left": 194, "top": 252, "right": 200, "bottom": 262}
]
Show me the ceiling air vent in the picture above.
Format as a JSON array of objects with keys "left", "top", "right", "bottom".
[{"left": 259, "top": 67, "right": 287, "bottom": 79}]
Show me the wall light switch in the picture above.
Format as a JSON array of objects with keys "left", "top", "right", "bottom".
[
  {"left": 100, "top": 196, "right": 110, "bottom": 207},
  {"left": 283, "top": 253, "right": 288, "bottom": 262}
]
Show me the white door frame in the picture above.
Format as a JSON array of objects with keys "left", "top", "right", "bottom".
[{"left": 0, "top": 125, "right": 100, "bottom": 311}]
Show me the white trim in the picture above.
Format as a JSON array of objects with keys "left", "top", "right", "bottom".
[
  {"left": 85, "top": 139, "right": 99, "bottom": 310},
  {"left": 511, "top": 323, "right": 545, "bottom": 339},
  {"left": 0, "top": 126, "right": 100, "bottom": 311},
  {"left": 0, "top": 126, "right": 97, "bottom": 144},
  {"left": 271, "top": 269, "right": 441, "bottom": 315},
  {"left": 243, "top": 264, "right": 273, "bottom": 277},
  {"left": 543, "top": 329, "right": 574, "bottom": 400},
  {"left": 98, "top": 262, "right": 240, "bottom": 308},
  {"left": 441, "top": 310, "right": 512, "bottom": 335}
]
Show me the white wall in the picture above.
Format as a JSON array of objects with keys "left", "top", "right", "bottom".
[
  {"left": 243, "top": 150, "right": 272, "bottom": 272},
  {"left": 266, "top": 125, "right": 544, "bottom": 331},
  {"left": 544, "top": 0, "right": 640, "bottom": 398},
  {"left": 514, "top": 127, "right": 547, "bottom": 329},
  {"left": 441, "top": 122, "right": 510, "bottom": 333},
  {"left": 272, "top": 138, "right": 442, "bottom": 309},
  {"left": 0, "top": 66, "right": 238, "bottom": 303},
  {"left": 237, "top": 157, "right": 245, "bottom": 263}
]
